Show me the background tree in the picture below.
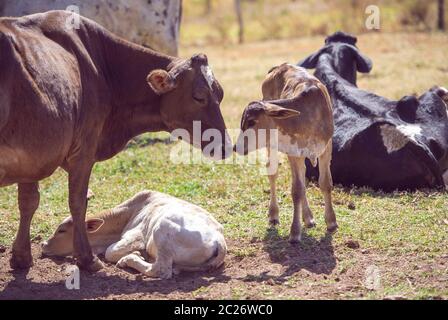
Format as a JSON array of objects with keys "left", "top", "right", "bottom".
[
  {"left": 438, "top": 0, "right": 445, "bottom": 31},
  {"left": 235, "top": 0, "right": 244, "bottom": 43},
  {"left": 204, "top": 0, "right": 212, "bottom": 15}
]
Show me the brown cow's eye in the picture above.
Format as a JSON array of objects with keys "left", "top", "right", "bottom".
[
  {"left": 193, "top": 96, "right": 206, "bottom": 104},
  {"left": 58, "top": 229, "right": 66, "bottom": 234},
  {"left": 247, "top": 120, "right": 256, "bottom": 127}
]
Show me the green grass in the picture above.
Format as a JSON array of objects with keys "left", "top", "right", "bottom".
[{"left": 1, "top": 33, "right": 448, "bottom": 299}]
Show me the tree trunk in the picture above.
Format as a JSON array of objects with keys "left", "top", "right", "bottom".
[
  {"left": 235, "top": 0, "right": 244, "bottom": 44},
  {"left": 438, "top": 0, "right": 445, "bottom": 31},
  {"left": 204, "top": 0, "right": 212, "bottom": 15}
]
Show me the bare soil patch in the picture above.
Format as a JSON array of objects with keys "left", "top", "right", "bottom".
[{"left": 0, "top": 237, "right": 446, "bottom": 300}]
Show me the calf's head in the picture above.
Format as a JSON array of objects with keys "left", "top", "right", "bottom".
[
  {"left": 261, "top": 63, "right": 308, "bottom": 99},
  {"left": 299, "top": 31, "right": 372, "bottom": 86},
  {"left": 234, "top": 101, "right": 300, "bottom": 155},
  {"left": 147, "top": 54, "right": 232, "bottom": 159},
  {"left": 41, "top": 217, "right": 105, "bottom": 256}
]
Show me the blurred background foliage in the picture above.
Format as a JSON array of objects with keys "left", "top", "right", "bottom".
[{"left": 181, "top": 0, "right": 447, "bottom": 46}]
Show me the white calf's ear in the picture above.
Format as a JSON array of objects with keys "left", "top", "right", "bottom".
[
  {"left": 86, "top": 218, "right": 104, "bottom": 233},
  {"left": 147, "top": 69, "right": 176, "bottom": 95},
  {"left": 263, "top": 102, "right": 300, "bottom": 119}
]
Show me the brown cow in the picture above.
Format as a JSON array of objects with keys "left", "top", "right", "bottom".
[
  {"left": 0, "top": 11, "right": 231, "bottom": 271},
  {"left": 234, "top": 63, "right": 337, "bottom": 243}
]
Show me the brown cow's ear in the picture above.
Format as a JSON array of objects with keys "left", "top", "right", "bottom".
[
  {"left": 147, "top": 69, "right": 176, "bottom": 95},
  {"left": 263, "top": 103, "right": 300, "bottom": 119},
  {"left": 86, "top": 218, "right": 104, "bottom": 233}
]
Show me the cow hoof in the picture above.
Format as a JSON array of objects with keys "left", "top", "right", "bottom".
[
  {"left": 78, "top": 256, "right": 104, "bottom": 272},
  {"left": 10, "top": 253, "right": 33, "bottom": 270},
  {"left": 305, "top": 220, "right": 316, "bottom": 228},
  {"left": 269, "top": 219, "right": 279, "bottom": 226},
  {"left": 116, "top": 257, "right": 128, "bottom": 268},
  {"left": 327, "top": 223, "right": 339, "bottom": 233},
  {"left": 289, "top": 235, "right": 301, "bottom": 244}
]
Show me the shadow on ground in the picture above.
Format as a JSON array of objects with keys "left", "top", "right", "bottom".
[
  {"left": 0, "top": 247, "right": 230, "bottom": 300},
  {"left": 238, "top": 227, "right": 336, "bottom": 284}
]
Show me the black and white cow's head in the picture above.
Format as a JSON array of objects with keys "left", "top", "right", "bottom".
[
  {"left": 298, "top": 31, "right": 448, "bottom": 190},
  {"left": 299, "top": 31, "right": 372, "bottom": 86},
  {"left": 382, "top": 87, "right": 448, "bottom": 188}
]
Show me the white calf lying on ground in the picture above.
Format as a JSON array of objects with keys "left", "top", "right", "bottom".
[{"left": 42, "top": 191, "right": 227, "bottom": 279}]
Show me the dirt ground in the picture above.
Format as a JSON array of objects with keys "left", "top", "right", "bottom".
[{"left": 0, "top": 236, "right": 446, "bottom": 300}]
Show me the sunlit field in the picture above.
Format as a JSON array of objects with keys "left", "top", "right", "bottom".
[{"left": 1, "top": 32, "right": 447, "bottom": 299}]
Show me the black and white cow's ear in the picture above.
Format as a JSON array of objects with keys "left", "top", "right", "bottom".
[
  {"left": 353, "top": 48, "right": 373, "bottom": 73},
  {"left": 298, "top": 47, "right": 328, "bottom": 69},
  {"left": 396, "top": 95, "right": 419, "bottom": 123},
  {"left": 147, "top": 69, "right": 177, "bottom": 95},
  {"left": 263, "top": 102, "right": 301, "bottom": 119},
  {"left": 86, "top": 218, "right": 105, "bottom": 233},
  {"left": 431, "top": 86, "right": 448, "bottom": 104}
]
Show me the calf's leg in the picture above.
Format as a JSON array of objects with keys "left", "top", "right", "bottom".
[
  {"left": 105, "top": 229, "right": 145, "bottom": 263},
  {"left": 299, "top": 168, "right": 315, "bottom": 228},
  {"left": 267, "top": 150, "right": 280, "bottom": 225},
  {"left": 68, "top": 164, "right": 104, "bottom": 271},
  {"left": 10, "top": 183, "right": 40, "bottom": 269},
  {"left": 288, "top": 156, "right": 307, "bottom": 243},
  {"left": 117, "top": 251, "right": 173, "bottom": 279},
  {"left": 267, "top": 164, "right": 280, "bottom": 226},
  {"left": 318, "top": 142, "right": 338, "bottom": 232},
  {"left": 116, "top": 220, "right": 176, "bottom": 278}
]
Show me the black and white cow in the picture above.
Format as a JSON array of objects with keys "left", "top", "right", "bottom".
[{"left": 299, "top": 32, "right": 448, "bottom": 191}]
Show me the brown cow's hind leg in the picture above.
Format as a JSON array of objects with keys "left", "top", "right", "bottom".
[{"left": 10, "top": 183, "right": 40, "bottom": 269}]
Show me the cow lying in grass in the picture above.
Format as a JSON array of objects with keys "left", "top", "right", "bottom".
[
  {"left": 234, "top": 63, "right": 337, "bottom": 243},
  {"left": 299, "top": 31, "right": 448, "bottom": 191},
  {"left": 42, "top": 191, "right": 227, "bottom": 279}
]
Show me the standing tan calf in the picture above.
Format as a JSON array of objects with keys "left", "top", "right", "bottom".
[{"left": 235, "top": 63, "right": 337, "bottom": 242}]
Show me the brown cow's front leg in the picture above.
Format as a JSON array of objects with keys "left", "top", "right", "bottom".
[
  {"left": 10, "top": 183, "right": 40, "bottom": 269},
  {"left": 68, "top": 164, "right": 104, "bottom": 272}
]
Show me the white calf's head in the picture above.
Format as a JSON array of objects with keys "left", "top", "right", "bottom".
[{"left": 42, "top": 216, "right": 104, "bottom": 256}]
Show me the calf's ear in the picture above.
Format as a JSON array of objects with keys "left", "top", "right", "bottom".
[
  {"left": 86, "top": 218, "right": 105, "bottom": 233},
  {"left": 263, "top": 102, "right": 300, "bottom": 119},
  {"left": 147, "top": 70, "right": 177, "bottom": 95}
]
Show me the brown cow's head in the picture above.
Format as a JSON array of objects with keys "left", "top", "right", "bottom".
[{"left": 147, "top": 54, "right": 232, "bottom": 159}]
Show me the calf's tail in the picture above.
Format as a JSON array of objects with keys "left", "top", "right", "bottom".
[{"left": 317, "top": 82, "right": 333, "bottom": 111}]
